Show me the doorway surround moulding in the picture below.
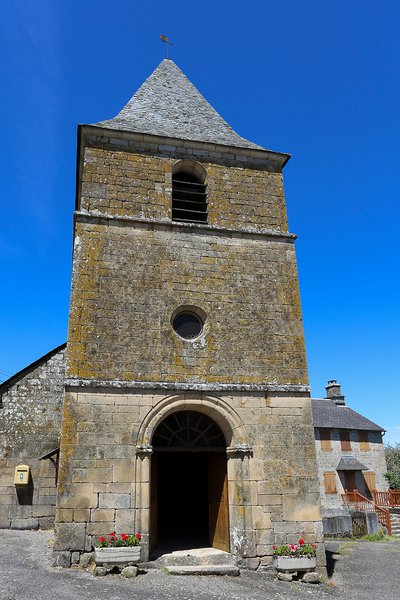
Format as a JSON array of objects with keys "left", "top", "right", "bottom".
[
  {"left": 133, "top": 393, "right": 253, "bottom": 559},
  {"left": 135, "top": 392, "right": 245, "bottom": 449}
]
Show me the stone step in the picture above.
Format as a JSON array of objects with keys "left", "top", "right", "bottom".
[
  {"left": 146, "top": 547, "right": 237, "bottom": 569},
  {"left": 165, "top": 565, "right": 240, "bottom": 576}
]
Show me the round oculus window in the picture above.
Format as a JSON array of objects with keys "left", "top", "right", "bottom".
[{"left": 172, "top": 312, "right": 203, "bottom": 340}]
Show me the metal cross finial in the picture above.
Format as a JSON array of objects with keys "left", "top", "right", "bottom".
[{"left": 160, "top": 35, "right": 174, "bottom": 59}]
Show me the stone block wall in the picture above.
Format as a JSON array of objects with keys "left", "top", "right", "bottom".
[
  {"left": 66, "top": 131, "right": 307, "bottom": 388},
  {"left": 0, "top": 346, "right": 65, "bottom": 528},
  {"left": 67, "top": 220, "right": 307, "bottom": 385},
  {"left": 54, "top": 389, "right": 325, "bottom": 569},
  {"left": 79, "top": 140, "right": 289, "bottom": 232}
]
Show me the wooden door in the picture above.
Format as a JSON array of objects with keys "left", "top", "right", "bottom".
[
  {"left": 150, "top": 453, "right": 157, "bottom": 553},
  {"left": 344, "top": 470, "right": 356, "bottom": 492},
  {"left": 208, "top": 453, "right": 230, "bottom": 552}
]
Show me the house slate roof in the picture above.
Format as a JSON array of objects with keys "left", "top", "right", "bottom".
[
  {"left": 95, "top": 59, "right": 266, "bottom": 150},
  {"left": 311, "top": 399, "right": 385, "bottom": 432},
  {"left": 336, "top": 457, "right": 368, "bottom": 471}
]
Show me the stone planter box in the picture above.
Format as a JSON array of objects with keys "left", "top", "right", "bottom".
[
  {"left": 95, "top": 546, "right": 141, "bottom": 566},
  {"left": 274, "top": 556, "right": 316, "bottom": 572}
]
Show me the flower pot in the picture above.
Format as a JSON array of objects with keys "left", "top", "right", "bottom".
[
  {"left": 274, "top": 556, "right": 316, "bottom": 572},
  {"left": 95, "top": 546, "right": 141, "bottom": 566}
]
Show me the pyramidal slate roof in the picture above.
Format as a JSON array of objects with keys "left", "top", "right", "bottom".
[
  {"left": 311, "top": 399, "right": 384, "bottom": 432},
  {"left": 96, "top": 59, "right": 264, "bottom": 150}
]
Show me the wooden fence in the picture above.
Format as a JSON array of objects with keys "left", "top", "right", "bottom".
[
  {"left": 373, "top": 490, "right": 400, "bottom": 508},
  {"left": 341, "top": 490, "right": 392, "bottom": 535}
]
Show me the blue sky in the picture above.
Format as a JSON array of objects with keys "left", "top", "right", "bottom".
[{"left": 1, "top": 1, "right": 399, "bottom": 443}]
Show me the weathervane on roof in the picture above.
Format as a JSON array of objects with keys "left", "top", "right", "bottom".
[{"left": 160, "top": 35, "right": 174, "bottom": 59}]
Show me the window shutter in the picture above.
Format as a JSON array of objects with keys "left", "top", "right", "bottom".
[
  {"left": 339, "top": 430, "right": 351, "bottom": 451},
  {"left": 323, "top": 472, "right": 337, "bottom": 494},
  {"left": 320, "top": 429, "right": 332, "bottom": 451},
  {"left": 359, "top": 430, "right": 370, "bottom": 451},
  {"left": 364, "top": 471, "right": 376, "bottom": 492}
]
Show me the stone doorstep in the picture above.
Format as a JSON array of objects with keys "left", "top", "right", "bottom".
[
  {"left": 143, "top": 547, "right": 238, "bottom": 569},
  {"left": 165, "top": 565, "right": 240, "bottom": 576}
]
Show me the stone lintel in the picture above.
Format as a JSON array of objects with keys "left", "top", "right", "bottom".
[
  {"left": 64, "top": 378, "right": 311, "bottom": 394},
  {"left": 74, "top": 210, "right": 297, "bottom": 242}
]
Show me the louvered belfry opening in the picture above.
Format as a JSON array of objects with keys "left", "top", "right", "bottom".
[{"left": 172, "top": 171, "right": 207, "bottom": 223}]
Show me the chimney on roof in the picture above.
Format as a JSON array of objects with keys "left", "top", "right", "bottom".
[{"left": 325, "top": 380, "right": 345, "bottom": 405}]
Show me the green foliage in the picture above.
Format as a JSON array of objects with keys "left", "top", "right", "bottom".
[
  {"left": 362, "top": 530, "right": 385, "bottom": 542},
  {"left": 384, "top": 443, "right": 400, "bottom": 489},
  {"left": 362, "top": 532, "right": 400, "bottom": 542}
]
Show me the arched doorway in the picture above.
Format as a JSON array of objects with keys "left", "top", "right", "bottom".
[{"left": 150, "top": 410, "right": 230, "bottom": 554}]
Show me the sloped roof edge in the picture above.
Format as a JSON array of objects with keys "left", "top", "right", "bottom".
[
  {"left": 93, "top": 59, "right": 273, "bottom": 151},
  {"left": 311, "top": 398, "right": 384, "bottom": 432},
  {"left": 0, "top": 343, "right": 66, "bottom": 396},
  {"left": 337, "top": 457, "right": 369, "bottom": 471}
]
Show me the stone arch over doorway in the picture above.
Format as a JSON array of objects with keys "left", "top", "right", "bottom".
[
  {"left": 134, "top": 393, "right": 251, "bottom": 560},
  {"left": 136, "top": 392, "right": 244, "bottom": 448}
]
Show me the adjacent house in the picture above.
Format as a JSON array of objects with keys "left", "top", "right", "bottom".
[{"left": 312, "top": 380, "right": 388, "bottom": 524}]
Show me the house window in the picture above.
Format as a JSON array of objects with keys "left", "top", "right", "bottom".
[
  {"left": 339, "top": 430, "right": 352, "bottom": 452},
  {"left": 172, "top": 171, "right": 207, "bottom": 224},
  {"left": 358, "top": 430, "right": 370, "bottom": 451},
  {"left": 323, "top": 472, "right": 337, "bottom": 494},
  {"left": 320, "top": 429, "right": 332, "bottom": 451}
]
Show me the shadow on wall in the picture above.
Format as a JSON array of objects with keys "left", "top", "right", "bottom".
[{"left": 16, "top": 480, "right": 34, "bottom": 505}]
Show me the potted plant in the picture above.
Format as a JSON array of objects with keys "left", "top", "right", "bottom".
[
  {"left": 273, "top": 538, "right": 317, "bottom": 572},
  {"left": 95, "top": 532, "right": 142, "bottom": 566}
]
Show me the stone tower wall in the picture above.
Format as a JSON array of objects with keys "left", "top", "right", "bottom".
[
  {"left": 55, "top": 130, "right": 324, "bottom": 570},
  {"left": 67, "top": 136, "right": 308, "bottom": 386}
]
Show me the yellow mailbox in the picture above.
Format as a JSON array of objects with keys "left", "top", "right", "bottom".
[{"left": 14, "top": 465, "right": 30, "bottom": 485}]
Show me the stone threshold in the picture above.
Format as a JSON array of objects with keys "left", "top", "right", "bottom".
[{"left": 165, "top": 565, "right": 240, "bottom": 576}]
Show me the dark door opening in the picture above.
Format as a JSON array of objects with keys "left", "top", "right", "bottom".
[
  {"left": 157, "top": 452, "right": 209, "bottom": 551},
  {"left": 150, "top": 410, "right": 230, "bottom": 555}
]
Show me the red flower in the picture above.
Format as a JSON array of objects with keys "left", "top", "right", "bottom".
[
  {"left": 99, "top": 537, "right": 105, "bottom": 542},
  {"left": 136, "top": 533, "right": 141, "bottom": 540},
  {"left": 272, "top": 545, "right": 277, "bottom": 550},
  {"left": 121, "top": 533, "right": 128, "bottom": 540},
  {"left": 298, "top": 538, "right": 305, "bottom": 545}
]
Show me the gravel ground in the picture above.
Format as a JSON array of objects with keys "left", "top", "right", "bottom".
[{"left": 0, "top": 530, "right": 399, "bottom": 600}]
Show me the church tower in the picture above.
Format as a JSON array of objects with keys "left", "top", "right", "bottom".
[{"left": 54, "top": 60, "right": 324, "bottom": 569}]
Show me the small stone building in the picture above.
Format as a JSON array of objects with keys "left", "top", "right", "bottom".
[
  {"left": 0, "top": 345, "right": 65, "bottom": 529},
  {"left": 313, "top": 380, "right": 387, "bottom": 524}
]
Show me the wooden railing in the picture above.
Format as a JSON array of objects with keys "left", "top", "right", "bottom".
[
  {"left": 341, "top": 490, "right": 392, "bottom": 535},
  {"left": 373, "top": 490, "right": 400, "bottom": 508}
]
